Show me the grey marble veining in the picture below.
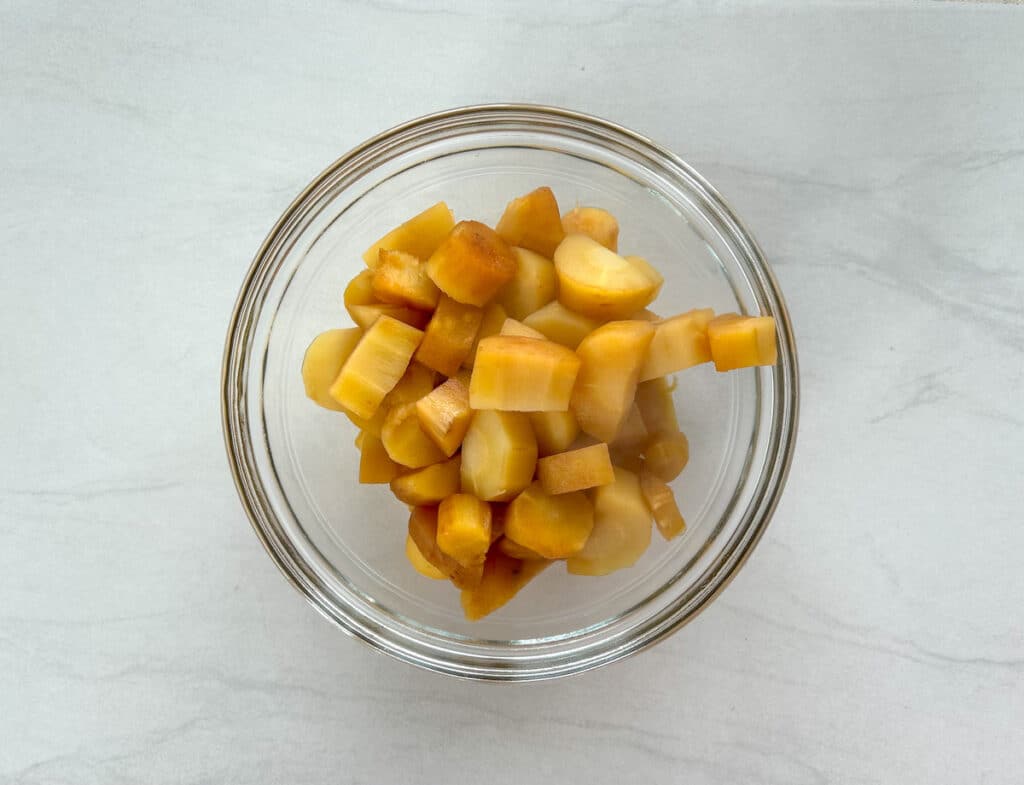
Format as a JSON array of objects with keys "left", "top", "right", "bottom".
[{"left": 2, "top": 1, "right": 1023, "bottom": 783}]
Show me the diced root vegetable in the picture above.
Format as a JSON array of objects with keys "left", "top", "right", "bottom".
[
  {"left": 415, "top": 295, "right": 483, "bottom": 376},
  {"left": 464, "top": 302, "right": 507, "bottom": 369},
  {"left": 566, "top": 467, "right": 652, "bottom": 576},
  {"left": 460, "top": 410, "right": 537, "bottom": 502},
  {"left": 495, "top": 187, "right": 565, "bottom": 258},
  {"left": 381, "top": 402, "right": 448, "bottom": 469},
  {"left": 609, "top": 403, "right": 649, "bottom": 453},
  {"left": 639, "top": 308, "right": 714, "bottom": 380},
  {"left": 301, "top": 328, "right": 362, "bottom": 411},
  {"left": 499, "top": 318, "right": 546, "bottom": 340},
  {"left": 359, "top": 431, "right": 401, "bottom": 483},
  {"left": 644, "top": 430, "right": 689, "bottom": 482},
  {"left": 437, "top": 494, "right": 492, "bottom": 566},
  {"left": 470, "top": 335, "right": 581, "bottom": 412},
  {"left": 344, "top": 269, "right": 377, "bottom": 310},
  {"left": 497, "top": 537, "right": 545, "bottom": 561},
  {"left": 529, "top": 410, "right": 580, "bottom": 457},
  {"left": 505, "top": 482, "right": 594, "bottom": 559},
  {"left": 561, "top": 206, "right": 619, "bottom": 252},
  {"left": 536, "top": 443, "right": 615, "bottom": 495},
  {"left": 570, "top": 320, "right": 655, "bottom": 443},
  {"left": 522, "top": 300, "right": 600, "bottom": 349},
  {"left": 390, "top": 455, "right": 461, "bottom": 505},
  {"left": 372, "top": 249, "right": 441, "bottom": 310},
  {"left": 635, "top": 377, "right": 680, "bottom": 435},
  {"left": 362, "top": 202, "right": 455, "bottom": 267},
  {"left": 640, "top": 469, "right": 686, "bottom": 540},
  {"left": 348, "top": 303, "right": 431, "bottom": 331},
  {"left": 461, "top": 549, "right": 550, "bottom": 621},
  {"left": 426, "top": 220, "right": 517, "bottom": 306},
  {"left": 407, "top": 506, "right": 484, "bottom": 589},
  {"left": 329, "top": 316, "right": 423, "bottom": 420},
  {"left": 553, "top": 235, "right": 663, "bottom": 320},
  {"left": 415, "top": 375, "right": 472, "bottom": 456},
  {"left": 497, "top": 247, "right": 557, "bottom": 320},
  {"left": 707, "top": 314, "right": 778, "bottom": 371},
  {"left": 405, "top": 534, "right": 447, "bottom": 579}
]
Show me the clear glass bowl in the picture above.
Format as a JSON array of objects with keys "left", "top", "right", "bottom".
[{"left": 222, "top": 104, "right": 799, "bottom": 680}]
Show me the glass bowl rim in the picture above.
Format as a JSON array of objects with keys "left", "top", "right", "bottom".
[{"left": 221, "top": 103, "right": 800, "bottom": 680}]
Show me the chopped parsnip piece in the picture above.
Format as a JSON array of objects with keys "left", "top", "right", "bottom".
[
  {"left": 415, "top": 375, "right": 472, "bottom": 457},
  {"left": 426, "top": 220, "right": 517, "bottom": 306},
  {"left": 381, "top": 402, "right": 447, "bottom": 469},
  {"left": 358, "top": 431, "right": 401, "bottom": 484},
  {"left": 495, "top": 187, "right": 565, "bottom": 258},
  {"left": 707, "top": 314, "right": 778, "bottom": 371},
  {"left": 372, "top": 249, "right": 440, "bottom": 311},
  {"left": 505, "top": 481, "right": 594, "bottom": 558},
  {"left": 536, "top": 443, "right": 615, "bottom": 495},
  {"left": 529, "top": 410, "right": 580, "bottom": 457},
  {"left": 301, "top": 328, "right": 362, "bottom": 411},
  {"left": 522, "top": 301, "right": 600, "bottom": 349},
  {"left": 415, "top": 295, "right": 482, "bottom": 376},
  {"left": 639, "top": 308, "right": 714, "bottom": 380},
  {"left": 362, "top": 202, "right": 455, "bottom": 268},
  {"left": 470, "top": 335, "right": 581, "bottom": 412},
  {"left": 561, "top": 206, "right": 619, "bottom": 252},
  {"left": 390, "top": 455, "right": 461, "bottom": 505},
  {"left": 554, "top": 235, "right": 662, "bottom": 320},
  {"left": 437, "top": 494, "right": 492, "bottom": 567},
  {"left": 461, "top": 549, "right": 550, "bottom": 621},
  {"left": 329, "top": 316, "right": 423, "bottom": 420},
  {"left": 405, "top": 533, "right": 447, "bottom": 579},
  {"left": 644, "top": 430, "right": 689, "bottom": 482},
  {"left": 567, "top": 467, "right": 652, "bottom": 576},
  {"left": 497, "top": 247, "right": 557, "bottom": 320},
  {"left": 461, "top": 410, "right": 537, "bottom": 502},
  {"left": 570, "top": 320, "right": 655, "bottom": 442},
  {"left": 640, "top": 469, "right": 686, "bottom": 540}
]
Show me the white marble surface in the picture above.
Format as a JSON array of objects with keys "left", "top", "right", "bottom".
[{"left": 2, "top": 1, "right": 1023, "bottom": 782}]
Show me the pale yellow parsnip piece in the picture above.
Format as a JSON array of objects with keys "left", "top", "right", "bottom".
[
  {"left": 553, "top": 235, "right": 662, "bottom": 320},
  {"left": 415, "top": 375, "right": 472, "bottom": 457},
  {"left": 437, "top": 494, "right": 492, "bottom": 567},
  {"left": 329, "top": 316, "right": 423, "bottom": 420},
  {"left": 362, "top": 202, "right": 455, "bottom": 268},
  {"left": 470, "top": 335, "right": 581, "bottom": 412},
  {"left": 536, "top": 443, "right": 614, "bottom": 495},
  {"left": 640, "top": 468, "right": 686, "bottom": 540},
  {"left": 381, "top": 402, "right": 447, "bottom": 469},
  {"left": 358, "top": 431, "right": 401, "bottom": 484},
  {"left": 301, "top": 328, "right": 362, "bottom": 411},
  {"left": 639, "top": 308, "right": 714, "bottom": 381},
  {"left": 372, "top": 249, "right": 440, "bottom": 311},
  {"left": 460, "top": 409, "right": 537, "bottom": 502},
  {"left": 570, "top": 320, "right": 655, "bottom": 443},
  {"left": 405, "top": 534, "right": 447, "bottom": 579},
  {"left": 497, "top": 247, "right": 557, "bottom": 320},
  {"left": 561, "top": 206, "right": 619, "bottom": 252},
  {"left": 529, "top": 410, "right": 580, "bottom": 457},
  {"left": 426, "top": 220, "right": 517, "bottom": 306},
  {"left": 389, "top": 455, "right": 461, "bottom": 505},
  {"left": 707, "top": 314, "right": 778, "bottom": 371},
  {"left": 495, "top": 187, "right": 565, "bottom": 258},
  {"left": 505, "top": 481, "right": 594, "bottom": 559},
  {"left": 522, "top": 301, "right": 600, "bottom": 350},
  {"left": 567, "top": 467, "right": 652, "bottom": 576},
  {"left": 461, "top": 549, "right": 550, "bottom": 621}
]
